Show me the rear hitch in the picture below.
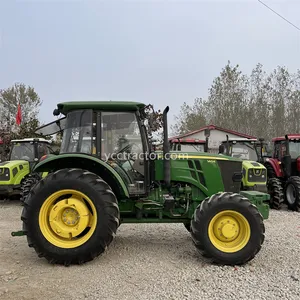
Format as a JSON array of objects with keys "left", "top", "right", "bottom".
[{"left": 11, "top": 230, "right": 26, "bottom": 237}]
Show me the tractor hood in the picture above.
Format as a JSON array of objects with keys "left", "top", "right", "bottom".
[
  {"left": 242, "top": 160, "right": 266, "bottom": 169},
  {"left": 0, "top": 160, "right": 29, "bottom": 168}
]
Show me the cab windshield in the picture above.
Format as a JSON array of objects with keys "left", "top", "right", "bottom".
[
  {"left": 60, "top": 110, "right": 94, "bottom": 154},
  {"left": 10, "top": 143, "right": 35, "bottom": 161},
  {"left": 230, "top": 142, "right": 258, "bottom": 161}
]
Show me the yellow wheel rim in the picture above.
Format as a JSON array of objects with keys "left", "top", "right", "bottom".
[
  {"left": 39, "top": 189, "right": 97, "bottom": 248},
  {"left": 208, "top": 210, "right": 251, "bottom": 253}
]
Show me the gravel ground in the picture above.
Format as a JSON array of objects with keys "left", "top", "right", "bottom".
[{"left": 0, "top": 200, "right": 299, "bottom": 300}]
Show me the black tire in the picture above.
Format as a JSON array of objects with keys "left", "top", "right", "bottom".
[
  {"left": 284, "top": 176, "right": 300, "bottom": 212},
  {"left": 20, "top": 173, "right": 42, "bottom": 204},
  {"left": 265, "top": 163, "right": 276, "bottom": 179},
  {"left": 267, "top": 178, "right": 284, "bottom": 210},
  {"left": 21, "top": 168, "right": 120, "bottom": 266},
  {"left": 190, "top": 192, "right": 265, "bottom": 265}
]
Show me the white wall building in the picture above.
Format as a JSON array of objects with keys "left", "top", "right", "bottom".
[{"left": 170, "top": 125, "right": 257, "bottom": 153}]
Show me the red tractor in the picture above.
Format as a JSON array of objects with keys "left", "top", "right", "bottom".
[{"left": 264, "top": 134, "right": 300, "bottom": 211}]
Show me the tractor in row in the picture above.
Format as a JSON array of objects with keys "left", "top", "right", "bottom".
[
  {"left": 262, "top": 134, "right": 300, "bottom": 211},
  {"left": 0, "top": 138, "right": 54, "bottom": 199},
  {"left": 12, "top": 101, "right": 270, "bottom": 266}
]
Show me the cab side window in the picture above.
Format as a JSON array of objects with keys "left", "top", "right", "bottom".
[{"left": 274, "top": 143, "right": 280, "bottom": 159}]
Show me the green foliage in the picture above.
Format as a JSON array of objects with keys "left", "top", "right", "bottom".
[{"left": 172, "top": 61, "right": 300, "bottom": 140}]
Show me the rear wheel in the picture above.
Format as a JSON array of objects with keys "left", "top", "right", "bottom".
[
  {"left": 284, "top": 176, "right": 300, "bottom": 212},
  {"left": 21, "top": 168, "right": 120, "bottom": 265},
  {"left": 190, "top": 192, "right": 265, "bottom": 265},
  {"left": 267, "top": 178, "right": 284, "bottom": 210}
]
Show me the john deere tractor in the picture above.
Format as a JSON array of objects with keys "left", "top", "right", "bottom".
[
  {"left": 0, "top": 138, "right": 53, "bottom": 198},
  {"left": 264, "top": 134, "right": 300, "bottom": 211},
  {"left": 13, "top": 101, "right": 270, "bottom": 266}
]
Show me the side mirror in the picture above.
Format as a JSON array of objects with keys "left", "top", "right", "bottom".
[{"left": 219, "top": 144, "right": 225, "bottom": 154}]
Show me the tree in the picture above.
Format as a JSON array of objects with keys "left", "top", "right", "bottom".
[
  {"left": 171, "top": 98, "right": 208, "bottom": 136},
  {"left": 172, "top": 62, "right": 300, "bottom": 141},
  {"left": 0, "top": 83, "right": 42, "bottom": 128},
  {"left": 0, "top": 83, "right": 44, "bottom": 160}
]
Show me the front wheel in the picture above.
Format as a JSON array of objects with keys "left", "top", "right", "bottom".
[
  {"left": 267, "top": 178, "right": 284, "bottom": 210},
  {"left": 284, "top": 176, "right": 300, "bottom": 212},
  {"left": 21, "top": 168, "right": 120, "bottom": 265},
  {"left": 190, "top": 192, "right": 265, "bottom": 265}
]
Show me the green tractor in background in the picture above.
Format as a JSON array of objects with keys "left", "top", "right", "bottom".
[
  {"left": 218, "top": 137, "right": 268, "bottom": 193},
  {"left": 0, "top": 138, "right": 53, "bottom": 199},
  {"left": 13, "top": 101, "right": 270, "bottom": 266}
]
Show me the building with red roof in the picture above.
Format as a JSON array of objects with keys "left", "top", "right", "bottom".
[{"left": 170, "top": 124, "right": 257, "bottom": 153}]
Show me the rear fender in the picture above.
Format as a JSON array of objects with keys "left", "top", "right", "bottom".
[
  {"left": 32, "top": 154, "right": 129, "bottom": 198},
  {"left": 265, "top": 158, "right": 282, "bottom": 177}
]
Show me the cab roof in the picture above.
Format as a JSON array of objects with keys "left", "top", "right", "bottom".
[
  {"left": 272, "top": 134, "right": 300, "bottom": 142},
  {"left": 170, "top": 138, "right": 206, "bottom": 144},
  {"left": 221, "top": 138, "right": 258, "bottom": 143},
  {"left": 54, "top": 101, "right": 146, "bottom": 115},
  {"left": 11, "top": 138, "right": 51, "bottom": 143}
]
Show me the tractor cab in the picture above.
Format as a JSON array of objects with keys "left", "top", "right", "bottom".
[
  {"left": 34, "top": 105, "right": 149, "bottom": 195},
  {"left": 9, "top": 138, "right": 53, "bottom": 164},
  {"left": 169, "top": 138, "right": 207, "bottom": 152},
  {"left": 271, "top": 135, "right": 300, "bottom": 177},
  {"left": 254, "top": 138, "right": 272, "bottom": 164},
  {"left": 219, "top": 137, "right": 267, "bottom": 192}
]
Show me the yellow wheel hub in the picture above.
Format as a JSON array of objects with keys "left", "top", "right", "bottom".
[
  {"left": 39, "top": 189, "right": 97, "bottom": 248},
  {"left": 208, "top": 210, "right": 250, "bottom": 253}
]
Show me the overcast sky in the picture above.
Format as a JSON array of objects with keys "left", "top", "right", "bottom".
[{"left": 0, "top": 0, "right": 299, "bottom": 127}]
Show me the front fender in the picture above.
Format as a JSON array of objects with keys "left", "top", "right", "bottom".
[
  {"left": 265, "top": 158, "right": 282, "bottom": 177},
  {"left": 33, "top": 154, "right": 129, "bottom": 198}
]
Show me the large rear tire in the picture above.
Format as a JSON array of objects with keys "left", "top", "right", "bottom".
[
  {"left": 284, "top": 176, "right": 300, "bottom": 212},
  {"left": 21, "top": 168, "right": 120, "bottom": 265},
  {"left": 267, "top": 178, "right": 284, "bottom": 210},
  {"left": 190, "top": 192, "right": 265, "bottom": 265}
]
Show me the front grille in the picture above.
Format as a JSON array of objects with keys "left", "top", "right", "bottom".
[
  {"left": 217, "top": 160, "right": 243, "bottom": 193},
  {"left": 248, "top": 168, "right": 266, "bottom": 182},
  {"left": 0, "top": 168, "right": 10, "bottom": 181}
]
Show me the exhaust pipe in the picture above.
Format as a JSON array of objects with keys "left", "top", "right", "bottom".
[
  {"left": 163, "top": 106, "right": 170, "bottom": 188},
  {"left": 226, "top": 134, "right": 230, "bottom": 156}
]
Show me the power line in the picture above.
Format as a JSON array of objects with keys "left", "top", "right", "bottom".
[{"left": 258, "top": 0, "right": 300, "bottom": 32}]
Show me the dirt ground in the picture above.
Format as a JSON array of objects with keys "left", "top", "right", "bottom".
[{"left": 0, "top": 200, "right": 300, "bottom": 300}]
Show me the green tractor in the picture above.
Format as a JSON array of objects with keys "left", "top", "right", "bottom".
[
  {"left": 218, "top": 137, "right": 268, "bottom": 194},
  {"left": 13, "top": 101, "right": 270, "bottom": 266},
  {"left": 0, "top": 138, "right": 53, "bottom": 199}
]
